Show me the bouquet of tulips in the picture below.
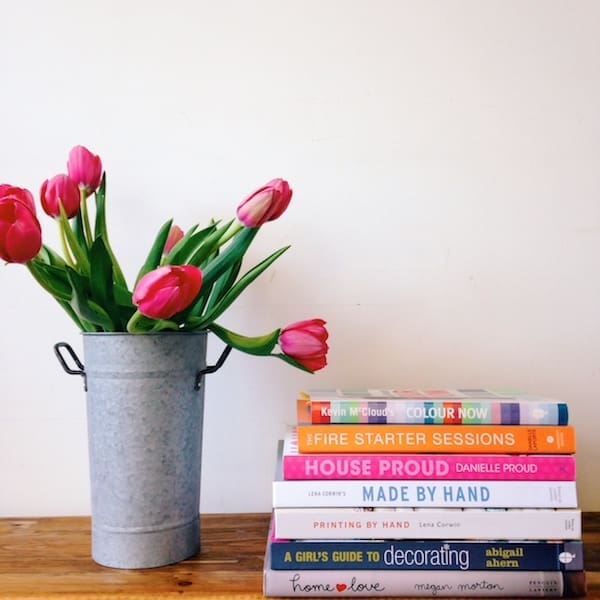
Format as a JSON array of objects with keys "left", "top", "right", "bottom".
[{"left": 0, "top": 146, "right": 328, "bottom": 372}]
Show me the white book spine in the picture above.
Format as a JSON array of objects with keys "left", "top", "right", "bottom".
[
  {"left": 264, "top": 567, "right": 584, "bottom": 597},
  {"left": 273, "top": 508, "right": 582, "bottom": 540},
  {"left": 272, "top": 480, "right": 578, "bottom": 508}
]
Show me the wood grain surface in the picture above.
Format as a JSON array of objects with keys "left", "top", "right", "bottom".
[{"left": 0, "top": 512, "right": 598, "bottom": 599}]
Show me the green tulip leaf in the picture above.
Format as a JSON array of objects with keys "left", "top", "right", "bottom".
[
  {"left": 186, "top": 219, "right": 235, "bottom": 268},
  {"left": 93, "top": 174, "right": 108, "bottom": 239},
  {"left": 192, "top": 245, "right": 289, "bottom": 329},
  {"left": 165, "top": 223, "right": 217, "bottom": 265},
  {"left": 134, "top": 218, "right": 173, "bottom": 285},
  {"left": 89, "top": 237, "right": 115, "bottom": 313},
  {"left": 26, "top": 259, "right": 88, "bottom": 329},
  {"left": 204, "top": 258, "right": 243, "bottom": 314},
  {"left": 185, "top": 226, "right": 258, "bottom": 319},
  {"left": 55, "top": 298, "right": 87, "bottom": 330},
  {"left": 92, "top": 175, "right": 128, "bottom": 289},
  {"left": 88, "top": 236, "right": 134, "bottom": 329},
  {"left": 38, "top": 244, "right": 68, "bottom": 268},
  {"left": 66, "top": 267, "right": 114, "bottom": 331},
  {"left": 113, "top": 282, "right": 133, "bottom": 307},
  {"left": 197, "top": 226, "right": 258, "bottom": 293},
  {"left": 72, "top": 211, "right": 91, "bottom": 257},
  {"left": 26, "top": 259, "right": 72, "bottom": 301}
]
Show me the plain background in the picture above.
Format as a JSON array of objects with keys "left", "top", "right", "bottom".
[{"left": 0, "top": 0, "right": 598, "bottom": 515}]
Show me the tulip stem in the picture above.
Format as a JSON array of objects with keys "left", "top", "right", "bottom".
[
  {"left": 58, "top": 220, "right": 76, "bottom": 268},
  {"left": 126, "top": 309, "right": 180, "bottom": 333},
  {"left": 58, "top": 208, "right": 90, "bottom": 274},
  {"left": 126, "top": 310, "right": 145, "bottom": 333},
  {"left": 217, "top": 221, "right": 244, "bottom": 246},
  {"left": 80, "top": 189, "right": 94, "bottom": 247}
]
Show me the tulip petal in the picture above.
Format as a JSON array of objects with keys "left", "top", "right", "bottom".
[
  {"left": 67, "top": 145, "right": 103, "bottom": 192},
  {"left": 236, "top": 178, "right": 292, "bottom": 227},
  {"left": 278, "top": 318, "right": 329, "bottom": 372},
  {"left": 0, "top": 199, "right": 42, "bottom": 263},
  {"left": 133, "top": 264, "right": 203, "bottom": 320},
  {"left": 40, "top": 174, "right": 81, "bottom": 218}
]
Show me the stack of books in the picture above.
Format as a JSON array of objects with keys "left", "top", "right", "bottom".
[{"left": 263, "top": 388, "right": 586, "bottom": 597}]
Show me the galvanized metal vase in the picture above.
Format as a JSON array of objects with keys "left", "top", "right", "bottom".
[{"left": 54, "top": 332, "right": 230, "bottom": 569}]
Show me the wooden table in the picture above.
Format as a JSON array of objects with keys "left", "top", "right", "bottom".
[{"left": 0, "top": 512, "right": 598, "bottom": 599}]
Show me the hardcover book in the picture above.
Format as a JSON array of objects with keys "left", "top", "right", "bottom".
[
  {"left": 273, "top": 477, "right": 578, "bottom": 509},
  {"left": 295, "top": 424, "right": 576, "bottom": 454},
  {"left": 273, "top": 440, "right": 578, "bottom": 508},
  {"left": 269, "top": 537, "right": 584, "bottom": 571},
  {"left": 264, "top": 527, "right": 587, "bottom": 597},
  {"left": 282, "top": 427, "right": 576, "bottom": 480},
  {"left": 297, "top": 389, "right": 569, "bottom": 426},
  {"left": 272, "top": 507, "right": 582, "bottom": 541},
  {"left": 264, "top": 553, "right": 587, "bottom": 597}
]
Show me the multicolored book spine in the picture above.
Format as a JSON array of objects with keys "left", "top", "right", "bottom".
[
  {"left": 269, "top": 538, "right": 584, "bottom": 571},
  {"left": 282, "top": 427, "right": 576, "bottom": 480},
  {"left": 272, "top": 508, "right": 582, "bottom": 540},
  {"left": 297, "top": 389, "right": 569, "bottom": 425},
  {"left": 303, "top": 388, "right": 560, "bottom": 400},
  {"left": 295, "top": 424, "right": 576, "bottom": 454}
]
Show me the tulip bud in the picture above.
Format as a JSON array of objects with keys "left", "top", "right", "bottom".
[
  {"left": 163, "top": 224, "right": 184, "bottom": 255},
  {"left": 67, "top": 145, "right": 103, "bottom": 194},
  {"left": 0, "top": 195, "right": 42, "bottom": 263},
  {"left": 40, "top": 175, "right": 81, "bottom": 219},
  {"left": 237, "top": 178, "right": 292, "bottom": 227},
  {"left": 279, "top": 318, "right": 329, "bottom": 372},
  {"left": 133, "top": 264, "right": 203, "bottom": 320}
]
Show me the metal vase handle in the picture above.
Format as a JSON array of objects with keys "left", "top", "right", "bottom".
[{"left": 53, "top": 341, "right": 233, "bottom": 392}]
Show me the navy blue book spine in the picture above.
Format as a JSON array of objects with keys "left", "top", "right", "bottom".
[{"left": 270, "top": 540, "right": 584, "bottom": 571}]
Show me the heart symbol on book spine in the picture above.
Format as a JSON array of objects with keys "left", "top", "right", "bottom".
[{"left": 336, "top": 583, "right": 347, "bottom": 592}]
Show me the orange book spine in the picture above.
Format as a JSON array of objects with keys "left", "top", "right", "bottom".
[{"left": 295, "top": 424, "right": 576, "bottom": 454}]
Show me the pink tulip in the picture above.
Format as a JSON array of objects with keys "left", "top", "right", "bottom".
[
  {"left": 237, "top": 178, "right": 292, "bottom": 227},
  {"left": 133, "top": 265, "right": 203, "bottom": 319},
  {"left": 40, "top": 174, "right": 81, "bottom": 219},
  {"left": 279, "top": 318, "right": 329, "bottom": 372},
  {"left": 163, "top": 224, "right": 184, "bottom": 254},
  {"left": 0, "top": 185, "right": 36, "bottom": 214},
  {"left": 67, "top": 145, "right": 103, "bottom": 193},
  {"left": 0, "top": 195, "right": 42, "bottom": 263}
]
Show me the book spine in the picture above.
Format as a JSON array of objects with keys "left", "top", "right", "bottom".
[
  {"left": 263, "top": 567, "right": 586, "bottom": 597},
  {"left": 272, "top": 508, "right": 582, "bottom": 540},
  {"left": 272, "top": 480, "right": 578, "bottom": 508},
  {"left": 282, "top": 451, "right": 577, "bottom": 480},
  {"left": 269, "top": 539, "right": 584, "bottom": 571},
  {"left": 295, "top": 424, "right": 576, "bottom": 454},
  {"left": 297, "top": 398, "right": 569, "bottom": 425}
]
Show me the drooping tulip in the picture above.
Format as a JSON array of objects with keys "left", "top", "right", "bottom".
[
  {"left": 236, "top": 178, "right": 292, "bottom": 227},
  {"left": 67, "top": 145, "right": 103, "bottom": 193},
  {"left": 163, "top": 224, "right": 184, "bottom": 254},
  {"left": 40, "top": 174, "right": 81, "bottom": 219},
  {"left": 0, "top": 195, "right": 42, "bottom": 263},
  {"left": 279, "top": 318, "right": 329, "bottom": 372},
  {"left": 133, "top": 264, "right": 203, "bottom": 320}
]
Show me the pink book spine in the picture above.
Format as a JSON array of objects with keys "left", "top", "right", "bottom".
[{"left": 282, "top": 430, "right": 576, "bottom": 481}]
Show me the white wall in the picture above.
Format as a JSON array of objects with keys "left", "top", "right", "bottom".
[{"left": 1, "top": 0, "right": 599, "bottom": 515}]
